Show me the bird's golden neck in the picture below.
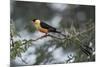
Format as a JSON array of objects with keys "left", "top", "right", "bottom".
[{"left": 34, "top": 20, "right": 41, "bottom": 29}]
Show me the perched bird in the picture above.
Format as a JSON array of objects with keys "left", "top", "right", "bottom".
[
  {"left": 32, "top": 19, "right": 92, "bottom": 56},
  {"left": 32, "top": 19, "right": 65, "bottom": 36}
]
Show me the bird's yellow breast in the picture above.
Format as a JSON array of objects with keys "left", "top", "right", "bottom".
[
  {"left": 34, "top": 20, "right": 41, "bottom": 29},
  {"left": 34, "top": 20, "right": 48, "bottom": 33}
]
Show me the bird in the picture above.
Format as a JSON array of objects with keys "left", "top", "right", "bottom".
[
  {"left": 32, "top": 19, "right": 66, "bottom": 36},
  {"left": 32, "top": 19, "right": 91, "bottom": 56}
]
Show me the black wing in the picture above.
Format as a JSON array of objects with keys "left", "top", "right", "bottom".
[{"left": 40, "top": 21, "right": 56, "bottom": 32}]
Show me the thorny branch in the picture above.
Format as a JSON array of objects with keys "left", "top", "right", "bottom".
[
  {"left": 10, "top": 26, "right": 95, "bottom": 64},
  {"left": 22, "top": 26, "right": 95, "bottom": 42},
  {"left": 22, "top": 34, "right": 65, "bottom": 43}
]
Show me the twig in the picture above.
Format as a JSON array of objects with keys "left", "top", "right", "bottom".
[
  {"left": 47, "top": 34, "right": 65, "bottom": 40},
  {"left": 77, "top": 26, "right": 94, "bottom": 36},
  {"left": 22, "top": 26, "right": 94, "bottom": 43},
  {"left": 25, "top": 34, "right": 65, "bottom": 42},
  {"left": 20, "top": 55, "right": 28, "bottom": 64},
  {"left": 68, "top": 26, "right": 95, "bottom": 39},
  {"left": 66, "top": 54, "right": 74, "bottom": 63},
  {"left": 29, "top": 35, "right": 48, "bottom": 41}
]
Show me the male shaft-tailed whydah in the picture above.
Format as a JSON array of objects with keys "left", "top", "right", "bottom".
[{"left": 32, "top": 19, "right": 66, "bottom": 36}]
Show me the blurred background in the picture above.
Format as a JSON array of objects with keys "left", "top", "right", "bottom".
[{"left": 10, "top": 0, "right": 95, "bottom": 66}]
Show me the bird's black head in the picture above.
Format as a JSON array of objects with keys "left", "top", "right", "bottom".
[{"left": 32, "top": 19, "right": 37, "bottom": 22}]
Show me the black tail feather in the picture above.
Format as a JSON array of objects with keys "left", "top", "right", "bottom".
[
  {"left": 80, "top": 45, "right": 91, "bottom": 56},
  {"left": 55, "top": 30, "right": 66, "bottom": 37}
]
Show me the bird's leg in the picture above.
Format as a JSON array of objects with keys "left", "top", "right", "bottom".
[
  {"left": 46, "top": 33, "right": 48, "bottom": 35},
  {"left": 43, "top": 33, "right": 48, "bottom": 37},
  {"left": 40, "top": 33, "right": 48, "bottom": 38},
  {"left": 45, "top": 33, "right": 48, "bottom": 36}
]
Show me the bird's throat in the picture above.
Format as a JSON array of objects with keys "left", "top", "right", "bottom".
[{"left": 34, "top": 21, "right": 41, "bottom": 29}]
